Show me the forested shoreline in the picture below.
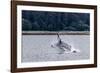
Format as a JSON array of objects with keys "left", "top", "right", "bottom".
[{"left": 22, "top": 10, "right": 90, "bottom": 31}]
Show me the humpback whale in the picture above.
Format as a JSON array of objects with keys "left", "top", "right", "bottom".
[{"left": 51, "top": 33, "right": 80, "bottom": 54}]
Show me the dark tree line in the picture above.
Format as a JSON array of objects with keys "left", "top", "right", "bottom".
[{"left": 22, "top": 10, "right": 90, "bottom": 31}]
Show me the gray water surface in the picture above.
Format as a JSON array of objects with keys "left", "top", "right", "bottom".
[{"left": 22, "top": 35, "right": 90, "bottom": 62}]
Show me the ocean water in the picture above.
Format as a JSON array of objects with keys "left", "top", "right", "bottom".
[{"left": 22, "top": 35, "right": 90, "bottom": 62}]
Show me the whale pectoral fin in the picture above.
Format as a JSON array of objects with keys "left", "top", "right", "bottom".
[
  {"left": 72, "top": 49, "right": 80, "bottom": 53},
  {"left": 72, "top": 50, "right": 77, "bottom": 53}
]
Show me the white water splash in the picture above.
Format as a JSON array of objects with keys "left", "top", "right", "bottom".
[{"left": 50, "top": 39, "right": 80, "bottom": 54}]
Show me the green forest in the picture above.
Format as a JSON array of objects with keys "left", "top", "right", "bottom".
[{"left": 22, "top": 10, "right": 90, "bottom": 31}]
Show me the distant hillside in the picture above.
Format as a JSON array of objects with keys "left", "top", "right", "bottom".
[{"left": 22, "top": 10, "right": 90, "bottom": 31}]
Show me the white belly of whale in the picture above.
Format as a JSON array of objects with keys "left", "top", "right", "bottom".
[{"left": 51, "top": 41, "right": 80, "bottom": 54}]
